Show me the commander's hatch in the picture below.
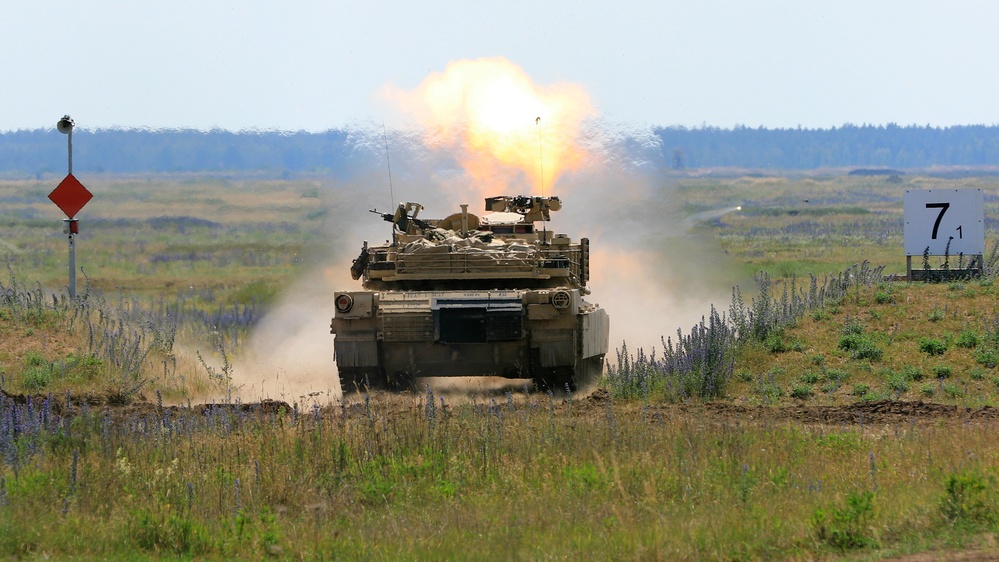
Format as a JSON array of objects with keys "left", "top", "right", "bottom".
[{"left": 481, "top": 212, "right": 534, "bottom": 234}]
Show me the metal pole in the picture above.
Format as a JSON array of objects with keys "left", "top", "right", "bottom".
[
  {"left": 68, "top": 222, "right": 76, "bottom": 299},
  {"left": 65, "top": 122, "right": 75, "bottom": 298}
]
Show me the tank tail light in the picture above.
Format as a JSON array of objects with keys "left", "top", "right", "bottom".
[{"left": 335, "top": 293, "right": 354, "bottom": 313}]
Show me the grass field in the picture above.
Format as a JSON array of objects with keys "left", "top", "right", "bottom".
[{"left": 2, "top": 172, "right": 999, "bottom": 559}]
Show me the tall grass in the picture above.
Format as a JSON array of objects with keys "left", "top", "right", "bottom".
[
  {"left": 0, "top": 389, "right": 996, "bottom": 559},
  {"left": 607, "top": 305, "right": 736, "bottom": 401},
  {"left": 607, "top": 262, "right": 885, "bottom": 401},
  {"left": 0, "top": 267, "right": 257, "bottom": 401}
]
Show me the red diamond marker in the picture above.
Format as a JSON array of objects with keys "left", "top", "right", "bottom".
[{"left": 48, "top": 174, "right": 93, "bottom": 219}]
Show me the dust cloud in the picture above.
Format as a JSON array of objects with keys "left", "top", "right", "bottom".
[
  {"left": 553, "top": 127, "right": 750, "bottom": 355},
  {"left": 223, "top": 124, "right": 748, "bottom": 402}
]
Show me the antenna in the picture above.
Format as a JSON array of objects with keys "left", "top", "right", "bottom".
[
  {"left": 535, "top": 116, "right": 549, "bottom": 246},
  {"left": 535, "top": 116, "right": 544, "bottom": 197},
  {"left": 382, "top": 123, "right": 395, "bottom": 210}
]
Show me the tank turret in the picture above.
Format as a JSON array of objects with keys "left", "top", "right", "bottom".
[{"left": 332, "top": 195, "right": 609, "bottom": 392}]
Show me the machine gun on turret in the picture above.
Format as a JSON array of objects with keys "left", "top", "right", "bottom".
[
  {"left": 484, "top": 195, "right": 561, "bottom": 222},
  {"left": 370, "top": 202, "right": 431, "bottom": 234}
]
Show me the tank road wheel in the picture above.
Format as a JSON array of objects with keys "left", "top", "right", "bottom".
[
  {"left": 533, "top": 367, "right": 575, "bottom": 394},
  {"left": 339, "top": 368, "right": 387, "bottom": 394},
  {"left": 386, "top": 371, "right": 417, "bottom": 392}
]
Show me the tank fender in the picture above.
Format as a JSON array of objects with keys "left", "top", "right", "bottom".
[
  {"left": 580, "top": 308, "right": 610, "bottom": 358},
  {"left": 334, "top": 333, "right": 379, "bottom": 367}
]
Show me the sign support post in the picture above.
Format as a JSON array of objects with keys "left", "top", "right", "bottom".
[
  {"left": 64, "top": 117, "right": 75, "bottom": 299},
  {"left": 48, "top": 116, "right": 92, "bottom": 300}
]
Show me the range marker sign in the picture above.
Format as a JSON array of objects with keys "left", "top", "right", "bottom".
[
  {"left": 48, "top": 174, "right": 93, "bottom": 219},
  {"left": 903, "top": 189, "right": 984, "bottom": 257}
]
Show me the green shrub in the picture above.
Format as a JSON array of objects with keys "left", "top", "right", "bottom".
[
  {"left": 129, "top": 509, "right": 210, "bottom": 555},
  {"left": 956, "top": 329, "right": 980, "bottom": 349},
  {"left": 853, "top": 383, "right": 870, "bottom": 397},
  {"left": 887, "top": 374, "right": 910, "bottom": 395},
  {"left": 23, "top": 350, "right": 47, "bottom": 367},
  {"left": 21, "top": 366, "right": 53, "bottom": 391},
  {"left": 975, "top": 348, "right": 999, "bottom": 368},
  {"left": 765, "top": 332, "right": 804, "bottom": 354},
  {"left": 812, "top": 490, "right": 877, "bottom": 550},
  {"left": 943, "top": 383, "right": 964, "bottom": 398},
  {"left": 825, "top": 369, "right": 850, "bottom": 383},
  {"left": 920, "top": 384, "right": 935, "bottom": 397},
  {"left": 928, "top": 306, "right": 945, "bottom": 322},
  {"left": 839, "top": 334, "right": 882, "bottom": 361},
  {"left": 838, "top": 334, "right": 862, "bottom": 351},
  {"left": 918, "top": 338, "right": 947, "bottom": 356},
  {"left": 765, "top": 333, "right": 788, "bottom": 354},
  {"left": 853, "top": 343, "right": 882, "bottom": 361},
  {"left": 842, "top": 319, "right": 865, "bottom": 335},
  {"left": 861, "top": 389, "right": 889, "bottom": 402},
  {"left": 63, "top": 353, "right": 104, "bottom": 381},
  {"left": 900, "top": 365, "right": 923, "bottom": 381},
  {"left": 940, "top": 471, "right": 996, "bottom": 528},
  {"left": 563, "top": 462, "right": 610, "bottom": 492},
  {"left": 932, "top": 365, "right": 953, "bottom": 379},
  {"left": 790, "top": 384, "right": 814, "bottom": 399},
  {"left": 756, "top": 378, "right": 784, "bottom": 402},
  {"left": 821, "top": 382, "right": 840, "bottom": 394},
  {"left": 799, "top": 371, "right": 822, "bottom": 384}
]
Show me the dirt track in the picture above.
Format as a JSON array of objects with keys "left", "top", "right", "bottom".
[
  {"left": 5, "top": 387, "right": 999, "bottom": 428},
  {"left": 556, "top": 388, "right": 999, "bottom": 427}
]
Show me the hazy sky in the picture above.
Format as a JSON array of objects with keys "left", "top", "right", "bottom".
[{"left": 3, "top": 0, "right": 998, "bottom": 132}]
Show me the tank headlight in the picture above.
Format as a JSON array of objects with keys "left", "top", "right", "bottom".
[
  {"left": 335, "top": 293, "right": 354, "bottom": 313},
  {"left": 551, "top": 290, "right": 571, "bottom": 309}
]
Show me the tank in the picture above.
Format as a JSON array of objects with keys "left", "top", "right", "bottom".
[{"left": 331, "top": 195, "right": 609, "bottom": 393}]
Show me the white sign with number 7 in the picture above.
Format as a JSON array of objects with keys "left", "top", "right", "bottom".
[{"left": 904, "top": 189, "right": 984, "bottom": 257}]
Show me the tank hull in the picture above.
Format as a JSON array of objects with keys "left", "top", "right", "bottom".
[{"left": 332, "top": 288, "right": 608, "bottom": 391}]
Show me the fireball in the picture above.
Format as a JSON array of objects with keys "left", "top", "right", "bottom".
[{"left": 381, "top": 57, "right": 595, "bottom": 201}]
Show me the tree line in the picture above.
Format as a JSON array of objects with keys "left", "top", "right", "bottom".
[
  {"left": 657, "top": 123, "right": 999, "bottom": 170},
  {"left": 1, "top": 124, "right": 998, "bottom": 177},
  {"left": 0, "top": 128, "right": 351, "bottom": 178}
]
